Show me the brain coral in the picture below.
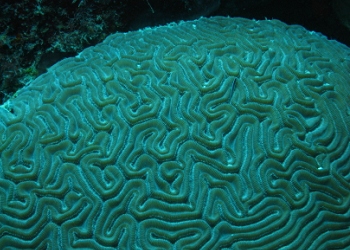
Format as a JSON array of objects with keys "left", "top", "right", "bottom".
[{"left": 0, "top": 16, "right": 350, "bottom": 249}]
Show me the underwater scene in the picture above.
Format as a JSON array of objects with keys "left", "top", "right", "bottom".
[{"left": 0, "top": 0, "right": 350, "bottom": 249}]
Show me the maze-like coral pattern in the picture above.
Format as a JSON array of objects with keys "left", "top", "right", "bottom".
[{"left": 1, "top": 17, "right": 350, "bottom": 249}]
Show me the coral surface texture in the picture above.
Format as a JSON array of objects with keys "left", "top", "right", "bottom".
[{"left": 0, "top": 16, "right": 350, "bottom": 249}]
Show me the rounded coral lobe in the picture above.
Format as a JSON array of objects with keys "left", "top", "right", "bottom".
[{"left": 0, "top": 16, "right": 350, "bottom": 249}]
